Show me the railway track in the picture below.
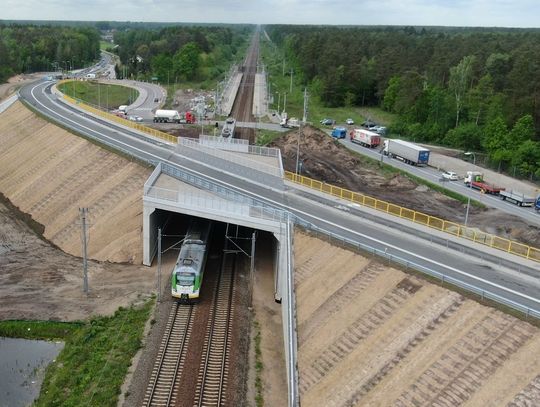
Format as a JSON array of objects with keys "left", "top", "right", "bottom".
[
  {"left": 143, "top": 303, "right": 195, "bottom": 407},
  {"left": 194, "top": 253, "right": 237, "bottom": 407}
]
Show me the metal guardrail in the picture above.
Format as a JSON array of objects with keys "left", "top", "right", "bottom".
[
  {"left": 286, "top": 215, "right": 299, "bottom": 407},
  {"left": 301, "top": 221, "right": 540, "bottom": 319},
  {"left": 0, "top": 94, "right": 18, "bottom": 114},
  {"left": 285, "top": 171, "right": 540, "bottom": 263}
]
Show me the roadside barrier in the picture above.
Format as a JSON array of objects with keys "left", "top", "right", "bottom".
[{"left": 285, "top": 171, "right": 540, "bottom": 263}]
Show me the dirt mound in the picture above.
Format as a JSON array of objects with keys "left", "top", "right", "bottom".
[
  {"left": 272, "top": 126, "right": 470, "bottom": 218},
  {"left": 271, "top": 126, "right": 540, "bottom": 248}
]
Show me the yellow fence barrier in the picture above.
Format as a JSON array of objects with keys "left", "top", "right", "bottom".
[
  {"left": 285, "top": 171, "right": 540, "bottom": 263},
  {"left": 58, "top": 81, "right": 177, "bottom": 145}
]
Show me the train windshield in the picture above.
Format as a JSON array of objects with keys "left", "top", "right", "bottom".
[{"left": 176, "top": 272, "right": 195, "bottom": 286}]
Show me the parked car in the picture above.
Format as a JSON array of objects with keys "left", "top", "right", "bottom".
[
  {"left": 441, "top": 171, "right": 459, "bottom": 181},
  {"left": 362, "top": 121, "right": 377, "bottom": 129},
  {"left": 346, "top": 118, "right": 354, "bottom": 125},
  {"left": 320, "top": 118, "right": 335, "bottom": 125}
]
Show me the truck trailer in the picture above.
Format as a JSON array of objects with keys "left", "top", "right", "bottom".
[
  {"left": 383, "top": 139, "right": 430, "bottom": 166},
  {"left": 153, "top": 109, "right": 182, "bottom": 123},
  {"left": 499, "top": 190, "right": 536, "bottom": 206},
  {"left": 350, "top": 128, "right": 381, "bottom": 148},
  {"left": 463, "top": 171, "right": 505, "bottom": 195}
]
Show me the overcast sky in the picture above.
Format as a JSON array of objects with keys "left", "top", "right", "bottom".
[{"left": 2, "top": 0, "right": 540, "bottom": 28}]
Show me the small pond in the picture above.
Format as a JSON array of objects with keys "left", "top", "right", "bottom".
[{"left": 0, "top": 337, "right": 63, "bottom": 407}]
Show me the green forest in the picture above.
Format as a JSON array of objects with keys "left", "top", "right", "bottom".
[
  {"left": 112, "top": 25, "right": 250, "bottom": 86},
  {"left": 266, "top": 25, "right": 540, "bottom": 179},
  {"left": 0, "top": 24, "right": 100, "bottom": 83}
]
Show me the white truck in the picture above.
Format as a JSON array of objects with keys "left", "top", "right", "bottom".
[
  {"left": 153, "top": 109, "right": 182, "bottom": 123},
  {"left": 383, "top": 139, "right": 430, "bottom": 166},
  {"left": 351, "top": 128, "right": 381, "bottom": 148}
]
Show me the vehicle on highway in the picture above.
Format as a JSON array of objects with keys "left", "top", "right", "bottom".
[
  {"left": 346, "top": 118, "right": 354, "bottom": 125},
  {"left": 351, "top": 128, "right": 381, "bottom": 148},
  {"left": 374, "top": 126, "right": 387, "bottom": 135},
  {"left": 153, "top": 109, "right": 182, "bottom": 123},
  {"left": 128, "top": 115, "right": 143, "bottom": 122},
  {"left": 383, "top": 139, "right": 430, "bottom": 166},
  {"left": 331, "top": 127, "right": 347, "bottom": 139},
  {"left": 320, "top": 118, "right": 335, "bottom": 126},
  {"left": 171, "top": 220, "right": 212, "bottom": 303},
  {"left": 464, "top": 171, "right": 505, "bottom": 194},
  {"left": 499, "top": 190, "right": 536, "bottom": 206},
  {"left": 441, "top": 171, "right": 459, "bottom": 181},
  {"left": 362, "top": 121, "right": 377, "bottom": 129}
]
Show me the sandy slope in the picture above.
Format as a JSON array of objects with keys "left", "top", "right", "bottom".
[
  {"left": 0, "top": 101, "right": 152, "bottom": 263},
  {"left": 294, "top": 231, "right": 540, "bottom": 406}
]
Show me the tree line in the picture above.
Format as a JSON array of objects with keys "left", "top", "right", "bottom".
[
  {"left": 265, "top": 25, "right": 540, "bottom": 179},
  {"left": 0, "top": 24, "right": 100, "bottom": 83},
  {"left": 112, "top": 25, "right": 251, "bottom": 85}
]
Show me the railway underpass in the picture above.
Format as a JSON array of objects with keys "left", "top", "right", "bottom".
[{"left": 143, "top": 162, "right": 288, "bottom": 302}]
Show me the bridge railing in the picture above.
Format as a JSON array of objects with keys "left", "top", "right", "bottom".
[
  {"left": 285, "top": 171, "right": 540, "bottom": 263},
  {"left": 178, "top": 137, "right": 283, "bottom": 178}
]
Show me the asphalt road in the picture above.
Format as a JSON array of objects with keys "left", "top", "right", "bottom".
[
  {"left": 17, "top": 78, "right": 540, "bottom": 314},
  {"left": 337, "top": 137, "right": 540, "bottom": 227}
]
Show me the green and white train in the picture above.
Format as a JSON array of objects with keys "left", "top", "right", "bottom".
[{"left": 171, "top": 220, "right": 212, "bottom": 303}]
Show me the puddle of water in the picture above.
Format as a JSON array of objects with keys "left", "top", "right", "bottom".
[{"left": 0, "top": 337, "right": 64, "bottom": 407}]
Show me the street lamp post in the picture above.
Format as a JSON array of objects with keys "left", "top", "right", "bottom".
[{"left": 464, "top": 151, "right": 476, "bottom": 226}]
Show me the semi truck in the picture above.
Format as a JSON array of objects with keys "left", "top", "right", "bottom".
[
  {"left": 535, "top": 196, "right": 540, "bottom": 212},
  {"left": 350, "top": 128, "right": 381, "bottom": 148},
  {"left": 153, "top": 109, "right": 182, "bottom": 123},
  {"left": 463, "top": 171, "right": 505, "bottom": 194},
  {"left": 183, "top": 111, "right": 195, "bottom": 124},
  {"left": 331, "top": 127, "right": 347, "bottom": 139},
  {"left": 499, "top": 190, "right": 536, "bottom": 206},
  {"left": 383, "top": 139, "right": 430, "bottom": 166}
]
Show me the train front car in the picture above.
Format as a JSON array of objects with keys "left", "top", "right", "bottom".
[{"left": 171, "top": 220, "right": 211, "bottom": 303}]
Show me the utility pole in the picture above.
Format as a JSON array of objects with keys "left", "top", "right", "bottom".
[
  {"left": 290, "top": 69, "right": 293, "bottom": 93},
  {"left": 79, "top": 208, "right": 89, "bottom": 294},
  {"left": 157, "top": 228, "right": 162, "bottom": 303},
  {"left": 283, "top": 93, "right": 287, "bottom": 113},
  {"left": 296, "top": 88, "right": 308, "bottom": 175},
  {"left": 249, "top": 231, "right": 256, "bottom": 306}
]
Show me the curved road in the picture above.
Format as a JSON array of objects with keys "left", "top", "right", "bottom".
[{"left": 17, "top": 78, "right": 540, "bottom": 315}]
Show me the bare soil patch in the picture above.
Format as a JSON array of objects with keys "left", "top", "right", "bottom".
[
  {"left": 270, "top": 126, "right": 540, "bottom": 248},
  {"left": 0, "top": 199, "right": 154, "bottom": 321},
  {"left": 294, "top": 231, "right": 540, "bottom": 406}
]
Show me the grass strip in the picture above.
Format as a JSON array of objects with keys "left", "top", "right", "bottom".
[
  {"left": 0, "top": 320, "right": 81, "bottom": 341},
  {"left": 253, "top": 319, "right": 264, "bottom": 407},
  {"left": 33, "top": 300, "right": 154, "bottom": 407},
  {"left": 58, "top": 81, "right": 138, "bottom": 110}
]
